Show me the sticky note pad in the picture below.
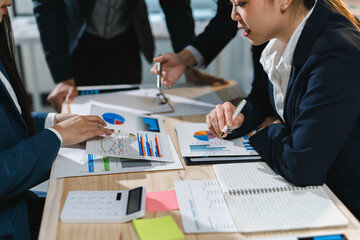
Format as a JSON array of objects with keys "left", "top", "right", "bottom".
[
  {"left": 132, "top": 216, "right": 184, "bottom": 240},
  {"left": 146, "top": 190, "right": 179, "bottom": 212}
]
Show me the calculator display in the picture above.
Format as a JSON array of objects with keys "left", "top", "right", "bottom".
[{"left": 126, "top": 187, "right": 142, "bottom": 215}]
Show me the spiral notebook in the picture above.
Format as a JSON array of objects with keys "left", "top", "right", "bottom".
[{"left": 213, "top": 162, "right": 348, "bottom": 233}]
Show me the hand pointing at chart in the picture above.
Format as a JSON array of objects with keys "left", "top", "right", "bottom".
[{"left": 206, "top": 101, "right": 246, "bottom": 139}]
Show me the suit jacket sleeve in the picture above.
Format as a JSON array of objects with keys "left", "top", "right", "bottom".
[
  {"left": 189, "top": 0, "right": 237, "bottom": 67},
  {"left": 159, "top": 0, "right": 195, "bottom": 53},
  {"left": 33, "top": 0, "right": 73, "bottom": 83},
  {"left": 225, "top": 74, "right": 275, "bottom": 139},
  {"left": 249, "top": 50, "right": 360, "bottom": 187},
  {"left": 0, "top": 129, "right": 61, "bottom": 202},
  {"left": 31, "top": 112, "right": 48, "bottom": 133}
]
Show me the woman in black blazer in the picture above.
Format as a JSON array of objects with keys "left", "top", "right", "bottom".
[{"left": 207, "top": 0, "right": 360, "bottom": 219}]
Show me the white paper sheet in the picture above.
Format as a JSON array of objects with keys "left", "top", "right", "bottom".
[
  {"left": 85, "top": 104, "right": 173, "bottom": 162},
  {"left": 176, "top": 123, "right": 259, "bottom": 157},
  {"left": 54, "top": 136, "right": 183, "bottom": 179},
  {"left": 174, "top": 180, "right": 236, "bottom": 233},
  {"left": 69, "top": 88, "right": 173, "bottom": 115},
  {"left": 69, "top": 86, "right": 226, "bottom": 117}
]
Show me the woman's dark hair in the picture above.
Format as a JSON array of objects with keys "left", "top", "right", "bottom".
[{"left": 0, "top": 15, "right": 35, "bottom": 136}]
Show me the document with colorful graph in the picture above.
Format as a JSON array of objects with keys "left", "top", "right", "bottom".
[
  {"left": 175, "top": 123, "right": 260, "bottom": 158},
  {"left": 85, "top": 104, "right": 173, "bottom": 162}
]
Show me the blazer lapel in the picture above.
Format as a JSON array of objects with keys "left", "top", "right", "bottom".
[
  {"left": 0, "top": 72, "right": 27, "bottom": 129},
  {"left": 283, "top": 0, "right": 330, "bottom": 122},
  {"left": 291, "top": 0, "right": 330, "bottom": 77}
]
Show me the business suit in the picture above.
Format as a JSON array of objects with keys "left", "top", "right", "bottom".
[
  {"left": 33, "top": 0, "right": 154, "bottom": 85},
  {"left": 0, "top": 66, "right": 61, "bottom": 239},
  {"left": 227, "top": 0, "right": 360, "bottom": 219},
  {"left": 187, "top": 0, "right": 267, "bottom": 86},
  {"left": 159, "top": 0, "right": 195, "bottom": 53}
]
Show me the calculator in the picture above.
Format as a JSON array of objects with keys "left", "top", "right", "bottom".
[{"left": 60, "top": 186, "right": 146, "bottom": 223}]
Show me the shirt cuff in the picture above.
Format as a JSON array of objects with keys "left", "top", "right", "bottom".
[
  {"left": 48, "top": 128, "right": 63, "bottom": 145},
  {"left": 184, "top": 45, "right": 206, "bottom": 69},
  {"left": 246, "top": 130, "right": 258, "bottom": 139},
  {"left": 45, "top": 113, "right": 57, "bottom": 128}
]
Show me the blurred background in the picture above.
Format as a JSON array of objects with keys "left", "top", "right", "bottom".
[{"left": 10, "top": 0, "right": 253, "bottom": 112}]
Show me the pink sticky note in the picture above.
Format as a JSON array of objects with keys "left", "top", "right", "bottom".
[{"left": 146, "top": 190, "right": 179, "bottom": 212}]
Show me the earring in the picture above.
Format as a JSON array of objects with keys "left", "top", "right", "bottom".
[{"left": 281, "top": 5, "right": 285, "bottom": 10}]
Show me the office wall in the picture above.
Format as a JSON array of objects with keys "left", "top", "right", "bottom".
[{"left": 13, "top": 0, "right": 253, "bottom": 111}]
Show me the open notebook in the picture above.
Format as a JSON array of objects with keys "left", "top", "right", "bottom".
[{"left": 213, "top": 162, "right": 348, "bottom": 233}]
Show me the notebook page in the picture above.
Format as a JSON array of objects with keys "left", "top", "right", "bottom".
[
  {"left": 226, "top": 187, "right": 348, "bottom": 233},
  {"left": 214, "top": 162, "right": 298, "bottom": 191}
]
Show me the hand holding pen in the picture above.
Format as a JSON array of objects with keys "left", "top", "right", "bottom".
[
  {"left": 220, "top": 99, "right": 246, "bottom": 137},
  {"left": 151, "top": 53, "right": 187, "bottom": 89},
  {"left": 206, "top": 99, "right": 246, "bottom": 138}
]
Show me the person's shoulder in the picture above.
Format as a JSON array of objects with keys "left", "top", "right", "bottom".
[
  {"left": 317, "top": 11, "right": 360, "bottom": 56},
  {"left": 311, "top": 19, "right": 360, "bottom": 64}
]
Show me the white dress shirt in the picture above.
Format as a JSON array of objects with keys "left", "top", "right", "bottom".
[
  {"left": 185, "top": 45, "right": 206, "bottom": 69},
  {"left": 259, "top": 1, "right": 317, "bottom": 122},
  {"left": 0, "top": 69, "right": 63, "bottom": 143}
]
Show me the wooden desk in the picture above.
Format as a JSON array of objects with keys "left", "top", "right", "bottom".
[{"left": 39, "top": 83, "right": 360, "bottom": 240}]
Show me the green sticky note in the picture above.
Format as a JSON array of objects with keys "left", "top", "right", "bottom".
[{"left": 132, "top": 216, "right": 184, "bottom": 240}]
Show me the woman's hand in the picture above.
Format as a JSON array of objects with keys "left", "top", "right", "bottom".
[
  {"left": 206, "top": 102, "right": 244, "bottom": 138},
  {"left": 53, "top": 113, "right": 77, "bottom": 125},
  {"left": 52, "top": 115, "right": 114, "bottom": 146},
  {"left": 47, "top": 79, "right": 78, "bottom": 113}
]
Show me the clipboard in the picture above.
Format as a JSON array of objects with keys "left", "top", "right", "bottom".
[
  {"left": 183, "top": 155, "right": 262, "bottom": 166},
  {"left": 64, "top": 86, "right": 174, "bottom": 115}
]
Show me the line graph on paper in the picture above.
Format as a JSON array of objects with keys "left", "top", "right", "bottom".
[
  {"left": 99, "top": 133, "right": 132, "bottom": 155},
  {"left": 90, "top": 131, "right": 139, "bottom": 157},
  {"left": 86, "top": 130, "right": 174, "bottom": 162}
]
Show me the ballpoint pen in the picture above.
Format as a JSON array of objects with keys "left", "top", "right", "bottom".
[
  {"left": 157, "top": 61, "right": 162, "bottom": 89},
  {"left": 219, "top": 99, "right": 247, "bottom": 138}
]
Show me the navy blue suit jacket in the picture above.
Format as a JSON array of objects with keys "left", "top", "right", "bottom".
[
  {"left": 190, "top": 0, "right": 238, "bottom": 67},
  {"left": 0, "top": 70, "right": 61, "bottom": 239},
  {"left": 228, "top": 0, "right": 360, "bottom": 219}
]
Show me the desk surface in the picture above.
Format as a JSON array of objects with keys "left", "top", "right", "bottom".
[{"left": 39, "top": 83, "right": 360, "bottom": 240}]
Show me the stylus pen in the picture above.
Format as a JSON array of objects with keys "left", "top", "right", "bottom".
[
  {"left": 157, "top": 61, "right": 162, "bottom": 89},
  {"left": 219, "top": 99, "right": 247, "bottom": 137}
]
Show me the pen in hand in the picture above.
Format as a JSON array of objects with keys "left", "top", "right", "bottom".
[
  {"left": 219, "top": 99, "right": 247, "bottom": 138},
  {"left": 157, "top": 61, "right": 162, "bottom": 89}
]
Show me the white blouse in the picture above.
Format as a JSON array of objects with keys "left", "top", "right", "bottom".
[{"left": 260, "top": 1, "right": 317, "bottom": 122}]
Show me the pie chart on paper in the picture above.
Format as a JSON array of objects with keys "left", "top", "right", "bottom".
[
  {"left": 193, "top": 130, "right": 215, "bottom": 141},
  {"left": 102, "top": 113, "right": 125, "bottom": 125}
]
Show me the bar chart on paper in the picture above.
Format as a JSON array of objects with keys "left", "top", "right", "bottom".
[
  {"left": 189, "top": 144, "right": 231, "bottom": 153},
  {"left": 86, "top": 131, "right": 174, "bottom": 162},
  {"left": 137, "top": 133, "right": 162, "bottom": 157},
  {"left": 176, "top": 123, "right": 259, "bottom": 157}
]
